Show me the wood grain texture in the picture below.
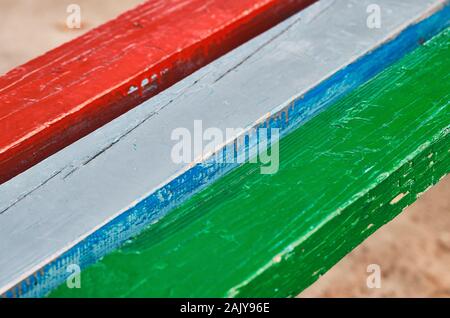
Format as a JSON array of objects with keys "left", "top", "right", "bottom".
[
  {"left": 1, "top": 0, "right": 448, "bottom": 298},
  {"left": 0, "top": 0, "right": 316, "bottom": 184},
  {"left": 49, "top": 27, "right": 450, "bottom": 298}
]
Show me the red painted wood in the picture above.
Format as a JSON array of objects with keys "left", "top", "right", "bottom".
[{"left": 0, "top": 0, "right": 316, "bottom": 184}]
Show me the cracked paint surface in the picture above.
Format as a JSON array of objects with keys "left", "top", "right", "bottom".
[
  {"left": 0, "top": 0, "right": 316, "bottom": 184},
  {"left": 1, "top": 0, "right": 448, "bottom": 298},
  {"left": 49, "top": 28, "right": 450, "bottom": 298}
]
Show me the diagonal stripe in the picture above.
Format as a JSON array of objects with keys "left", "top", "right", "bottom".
[
  {"left": 50, "top": 27, "right": 450, "bottom": 298},
  {"left": 0, "top": 0, "right": 316, "bottom": 184},
  {"left": 1, "top": 0, "right": 448, "bottom": 297}
]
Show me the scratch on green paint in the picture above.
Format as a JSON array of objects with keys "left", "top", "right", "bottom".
[{"left": 50, "top": 28, "right": 450, "bottom": 298}]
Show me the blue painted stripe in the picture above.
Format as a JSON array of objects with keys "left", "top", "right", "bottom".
[{"left": 5, "top": 3, "right": 450, "bottom": 298}]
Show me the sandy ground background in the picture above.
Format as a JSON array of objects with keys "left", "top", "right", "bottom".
[{"left": 0, "top": 0, "right": 448, "bottom": 297}]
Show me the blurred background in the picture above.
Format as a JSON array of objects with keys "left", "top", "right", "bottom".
[{"left": 1, "top": 0, "right": 448, "bottom": 297}]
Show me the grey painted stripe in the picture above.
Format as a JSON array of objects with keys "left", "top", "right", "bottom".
[{"left": 0, "top": 0, "right": 447, "bottom": 295}]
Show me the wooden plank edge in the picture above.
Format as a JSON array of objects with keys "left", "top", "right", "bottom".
[
  {"left": 0, "top": 0, "right": 317, "bottom": 185},
  {"left": 1, "top": 1, "right": 449, "bottom": 298}
]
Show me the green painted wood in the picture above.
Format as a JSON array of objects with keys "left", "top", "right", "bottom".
[{"left": 50, "top": 28, "right": 450, "bottom": 298}]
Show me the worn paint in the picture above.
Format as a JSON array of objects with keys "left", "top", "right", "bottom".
[
  {"left": 1, "top": 0, "right": 448, "bottom": 298},
  {"left": 49, "top": 28, "right": 450, "bottom": 297},
  {"left": 0, "top": 0, "right": 317, "bottom": 184}
]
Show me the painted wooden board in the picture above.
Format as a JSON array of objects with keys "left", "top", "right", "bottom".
[
  {"left": 0, "top": 0, "right": 316, "bottom": 185},
  {"left": 1, "top": 0, "right": 449, "bottom": 297},
  {"left": 50, "top": 27, "right": 450, "bottom": 297}
]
